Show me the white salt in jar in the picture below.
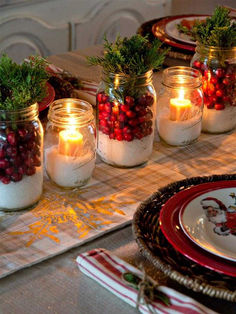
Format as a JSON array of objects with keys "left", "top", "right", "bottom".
[
  {"left": 97, "top": 71, "right": 156, "bottom": 167},
  {"left": 0, "top": 104, "right": 43, "bottom": 211},
  {"left": 44, "top": 99, "right": 96, "bottom": 188},
  {"left": 157, "top": 67, "right": 203, "bottom": 146}
]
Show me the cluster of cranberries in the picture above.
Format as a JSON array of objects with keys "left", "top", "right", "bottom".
[
  {"left": 97, "top": 92, "right": 154, "bottom": 142},
  {"left": 192, "top": 60, "right": 235, "bottom": 110},
  {"left": 0, "top": 124, "right": 41, "bottom": 184}
]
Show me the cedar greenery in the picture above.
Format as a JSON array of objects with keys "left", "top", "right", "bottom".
[
  {"left": 178, "top": 6, "right": 236, "bottom": 47},
  {"left": 0, "top": 55, "right": 49, "bottom": 111},
  {"left": 87, "top": 34, "right": 168, "bottom": 75}
]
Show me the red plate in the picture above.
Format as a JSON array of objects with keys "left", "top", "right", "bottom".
[
  {"left": 152, "top": 14, "right": 207, "bottom": 52},
  {"left": 38, "top": 82, "right": 55, "bottom": 112},
  {"left": 159, "top": 180, "right": 236, "bottom": 277}
]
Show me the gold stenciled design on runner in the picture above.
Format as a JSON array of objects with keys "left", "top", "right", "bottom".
[{"left": 9, "top": 180, "right": 135, "bottom": 246}]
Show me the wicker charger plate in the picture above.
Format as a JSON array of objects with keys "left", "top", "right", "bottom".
[{"left": 133, "top": 174, "right": 236, "bottom": 302}]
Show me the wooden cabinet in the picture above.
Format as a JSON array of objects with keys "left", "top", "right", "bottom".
[{"left": 0, "top": 0, "right": 171, "bottom": 62}]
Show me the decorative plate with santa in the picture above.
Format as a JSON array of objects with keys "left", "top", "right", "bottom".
[{"left": 179, "top": 187, "right": 236, "bottom": 262}]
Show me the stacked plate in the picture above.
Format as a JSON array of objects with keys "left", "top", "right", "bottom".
[
  {"left": 151, "top": 14, "right": 208, "bottom": 53},
  {"left": 159, "top": 180, "right": 236, "bottom": 277},
  {"left": 133, "top": 175, "right": 236, "bottom": 300}
]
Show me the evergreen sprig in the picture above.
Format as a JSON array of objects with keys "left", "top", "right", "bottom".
[
  {"left": 87, "top": 34, "right": 168, "bottom": 75},
  {"left": 178, "top": 7, "right": 236, "bottom": 47},
  {"left": 0, "top": 55, "right": 49, "bottom": 111}
]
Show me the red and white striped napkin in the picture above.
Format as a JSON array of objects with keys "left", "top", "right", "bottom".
[
  {"left": 47, "top": 63, "right": 98, "bottom": 106},
  {"left": 76, "top": 248, "right": 216, "bottom": 314}
]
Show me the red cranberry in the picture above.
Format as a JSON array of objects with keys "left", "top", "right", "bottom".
[
  {"left": 18, "top": 128, "right": 27, "bottom": 138},
  {"left": 222, "top": 78, "right": 230, "bottom": 86},
  {"left": 125, "top": 96, "right": 134, "bottom": 106},
  {"left": 116, "top": 134, "right": 123, "bottom": 141},
  {"left": 0, "top": 147, "right": 5, "bottom": 158},
  {"left": 104, "top": 102, "right": 112, "bottom": 113},
  {"left": 215, "top": 68, "right": 225, "bottom": 78},
  {"left": 98, "top": 103, "right": 105, "bottom": 111},
  {"left": 103, "top": 127, "right": 110, "bottom": 135},
  {"left": 6, "top": 146, "right": 18, "bottom": 157},
  {"left": 5, "top": 167, "right": 14, "bottom": 176},
  {"left": 126, "top": 110, "right": 136, "bottom": 118},
  {"left": 33, "top": 156, "right": 41, "bottom": 167},
  {"left": 11, "top": 172, "right": 23, "bottom": 182},
  {"left": 102, "top": 94, "right": 109, "bottom": 103},
  {"left": 0, "top": 159, "right": 9, "bottom": 169},
  {"left": 110, "top": 115, "right": 117, "bottom": 122},
  {"left": 210, "top": 76, "right": 218, "bottom": 84},
  {"left": 128, "top": 119, "right": 139, "bottom": 127},
  {"left": 118, "top": 113, "right": 126, "bottom": 122},
  {"left": 98, "top": 113, "right": 103, "bottom": 120},
  {"left": 25, "top": 167, "right": 36, "bottom": 176},
  {"left": 1, "top": 176, "right": 10, "bottom": 184},
  {"left": 123, "top": 126, "right": 131, "bottom": 134},
  {"left": 207, "top": 83, "right": 215, "bottom": 96},
  {"left": 109, "top": 133, "right": 115, "bottom": 140},
  {"left": 18, "top": 165, "right": 26, "bottom": 175},
  {"left": 123, "top": 133, "right": 133, "bottom": 142},
  {"left": 97, "top": 93, "right": 103, "bottom": 103},
  {"left": 100, "top": 119, "right": 108, "bottom": 127},
  {"left": 121, "top": 104, "right": 130, "bottom": 112},
  {"left": 114, "top": 128, "right": 122, "bottom": 135},
  {"left": 193, "top": 60, "right": 201, "bottom": 69},
  {"left": 215, "top": 103, "right": 225, "bottom": 110},
  {"left": 145, "top": 95, "right": 154, "bottom": 107},
  {"left": 102, "top": 111, "right": 110, "bottom": 119},
  {"left": 216, "top": 90, "right": 223, "bottom": 98},
  {"left": 7, "top": 132, "right": 17, "bottom": 146}
]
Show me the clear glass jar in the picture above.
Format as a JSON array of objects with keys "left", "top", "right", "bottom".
[
  {"left": 191, "top": 45, "right": 236, "bottom": 133},
  {"left": 45, "top": 98, "right": 96, "bottom": 188},
  {"left": 157, "top": 66, "right": 203, "bottom": 146},
  {"left": 0, "top": 104, "right": 43, "bottom": 211},
  {"left": 97, "top": 70, "right": 156, "bottom": 167}
]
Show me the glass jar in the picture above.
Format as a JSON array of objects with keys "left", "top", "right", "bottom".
[
  {"left": 45, "top": 98, "right": 96, "bottom": 188},
  {"left": 157, "top": 66, "right": 203, "bottom": 146},
  {"left": 97, "top": 70, "right": 156, "bottom": 167},
  {"left": 0, "top": 104, "right": 43, "bottom": 211},
  {"left": 191, "top": 45, "right": 236, "bottom": 133}
]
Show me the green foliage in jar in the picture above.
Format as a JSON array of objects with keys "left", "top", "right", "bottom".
[
  {"left": 0, "top": 54, "right": 49, "bottom": 111},
  {"left": 87, "top": 34, "right": 168, "bottom": 76},
  {"left": 180, "top": 6, "right": 236, "bottom": 48}
]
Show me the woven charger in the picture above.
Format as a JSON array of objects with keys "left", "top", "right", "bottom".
[{"left": 133, "top": 174, "right": 236, "bottom": 302}]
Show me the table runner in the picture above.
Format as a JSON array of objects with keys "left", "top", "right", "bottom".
[{"left": 0, "top": 50, "right": 235, "bottom": 279}]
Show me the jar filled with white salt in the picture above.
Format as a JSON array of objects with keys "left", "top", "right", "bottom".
[
  {"left": 0, "top": 104, "right": 43, "bottom": 211},
  {"left": 44, "top": 98, "right": 96, "bottom": 188},
  {"left": 157, "top": 67, "right": 203, "bottom": 146},
  {"left": 97, "top": 71, "right": 156, "bottom": 167}
]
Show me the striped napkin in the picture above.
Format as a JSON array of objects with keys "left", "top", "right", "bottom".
[
  {"left": 47, "top": 63, "right": 98, "bottom": 106},
  {"left": 76, "top": 248, "right": 216, "bottom": 314}
]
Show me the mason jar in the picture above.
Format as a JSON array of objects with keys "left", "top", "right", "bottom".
[
  {"left": 0, "top": 103, "right": 43, "bottom": 211},
  {"left": 191, "top": 45, "right": 236, "bottom": 133},
  {"left": 157, "top": 66, "right": 203, "bottom": 146},
  {"left": 97, "top": 70, "right": 156, "bottom": 167},
  {"left": 45, "top": 98, "right": 96, "bottom": 188}
]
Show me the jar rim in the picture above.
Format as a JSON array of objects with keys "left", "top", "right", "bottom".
[
  {"left": 196, "top": 43, "right": 236, "bottom": 52},
  {"left": 0, "top": 103, "right": 39, "bottom": 122},
  {"left": 162, "top": 66, "right": 202, "bottom": 88},
  {"left": 48, "top": 98, "right": 94, "bottom": 127}
]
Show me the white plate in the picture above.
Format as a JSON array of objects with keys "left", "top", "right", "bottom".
[
  {"left": 179, "top": 187, "right": 236, "bottom": 262},
  {"left": 165, "top": 16, "right": 208, "bottom": 45}
]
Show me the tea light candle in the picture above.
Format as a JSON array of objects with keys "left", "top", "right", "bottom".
[
  {"left": 169, "top": 98, "right": 192, "bottom": 121},
  {"left": 58, "top": 129, "right": 83, "bottom": 157},
  {"left": 158, "top": 91, "right": 201, "bottom": 146},
  {"left": 45, "top": 101, "right": 95, "bottom": 188}
]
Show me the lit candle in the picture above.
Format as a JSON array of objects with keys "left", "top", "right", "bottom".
[
  {"left": 169, "top": 89, "right": 192, "bottom": 121},
  {"left": 58, "top": 129, "right": 83, "bottom": 157}
]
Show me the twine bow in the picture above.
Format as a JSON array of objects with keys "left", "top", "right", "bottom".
[{"left": 122, "top": 265, "right": 171, "bottom": 313}]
